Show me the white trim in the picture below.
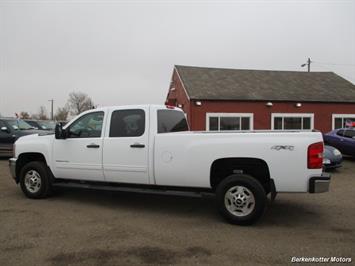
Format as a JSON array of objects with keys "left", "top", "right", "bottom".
[
  {"left": 174, "top": 66, "right": 190, "bottom": 101},
  {"left": 206, "top": 113, "right": 254, "bottom": 131},
  {"left": 271, "top": 113, "right": 314, "bottom": 130},
  {"left": 332, "top": 114, "right": 355, "bottom": 129}
]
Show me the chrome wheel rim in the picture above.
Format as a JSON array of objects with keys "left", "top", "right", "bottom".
[
  {"left": 24, "top": 170, "right": 42, "bottom": 194},
  {"left": 224, "top": 185, "right": 255, "bottom": 217}
]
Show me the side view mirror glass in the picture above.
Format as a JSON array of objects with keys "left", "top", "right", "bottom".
[
  {"left": 1, "top": 126, "right": 10, "bottom": 133},
  {"left": 55, "top": 123, "right": 66, "bottom": 139}
]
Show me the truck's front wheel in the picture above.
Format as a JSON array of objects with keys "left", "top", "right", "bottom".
[
  {"left": 19, "top": 161, "right": 52, "bottom": 199},
  {"left": 216, "top": 174, "right": 266, "bottom": 225}
]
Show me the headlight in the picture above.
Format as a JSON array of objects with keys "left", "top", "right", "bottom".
[
  {"left": 323, "top": 158, "right": 331, "bottom": 165},
  {"left": 333, "top": 149, "right": 341, "bottom": 156}
]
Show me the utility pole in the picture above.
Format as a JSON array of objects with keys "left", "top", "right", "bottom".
[
  {"left": 301, "top": 58, "right": 311, "bottom": 72},
  {"left": 48, "top": 99, "right": 54, "bottom": 120}
]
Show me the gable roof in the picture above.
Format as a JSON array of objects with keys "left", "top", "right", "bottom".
[{"left": 175, "top": 65, "right": 355, "bottom": 103}]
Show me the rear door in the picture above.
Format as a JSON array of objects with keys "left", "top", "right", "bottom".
[
  {"left": 342, "top": 130, "right": 355, "bottom": 156},
  {"left": 331, "top": 129, "right": 347, "bottom": 153},
  {"left": 103, "top": 107, "right": 149, "bottom": 184}
]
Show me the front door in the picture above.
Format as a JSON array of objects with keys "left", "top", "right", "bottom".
[
  {"left": 103, "top": 108, "right": 149, "bottom": 184},
  {"left": 0, "top": 121, "right": 15, "bottom": 156},
  {"left": 53, "top": 111, "right": 105, "bottom": 181}
]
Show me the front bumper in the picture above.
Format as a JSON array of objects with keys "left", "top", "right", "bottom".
[
  {"left": 309, "top": 173, "right": 331, "bottom": 193},
  {"left": 9, "top": 158, "right": 17, "bottom": 181},
  {"left": 324, "top": 162, "right": 342, "bottom": 170}
]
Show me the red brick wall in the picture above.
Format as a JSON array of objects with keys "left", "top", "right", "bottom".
[
  {"left": 166, "top": 69, "right": 355, "bottom": 133},
  {"left": 190, "top": 101, "right": 355, "bottom": 132}
]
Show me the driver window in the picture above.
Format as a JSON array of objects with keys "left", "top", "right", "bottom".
[
  {"left": 68, "top": 112, "right": 104, "bottom": 138},
  {"left": 0, "top": 121, "right": 9, "bottom": 133}
]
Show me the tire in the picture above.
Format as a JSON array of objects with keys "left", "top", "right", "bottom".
[
  {"left": 19, "top": 161, "right": 52, "bottom": 199},
  {"left": 216, "top": 174, "right": 266, "bottom": 225}
]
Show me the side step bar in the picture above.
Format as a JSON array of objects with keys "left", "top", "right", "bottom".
[{"left": 53, "top": 182, "right": 214, "bottom": 198}]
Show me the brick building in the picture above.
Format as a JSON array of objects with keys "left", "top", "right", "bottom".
[{"left": 165, "top": 65, "right": 355, "bottom": 133}]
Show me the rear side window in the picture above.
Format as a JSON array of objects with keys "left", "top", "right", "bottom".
[
  {"left": 343, "top": 130, "right": 355, "bottom": 139},
  {"left": 158, "top": 110, "right": 188, "bottom": 133},
  {"left": 110, "top": 109, "right": 145, "bottom": 137}
]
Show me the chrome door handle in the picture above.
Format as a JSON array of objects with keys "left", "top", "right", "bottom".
[
  {"left": 130, "top": 143, "right": 145, "bottom": 148},
  {"left": 87, "top": 144, "right": 100, "bottom": 148}
]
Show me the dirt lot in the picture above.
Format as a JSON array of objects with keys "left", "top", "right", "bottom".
[{"left": 0, "top": 158, "right": 354, "bottom": 266}]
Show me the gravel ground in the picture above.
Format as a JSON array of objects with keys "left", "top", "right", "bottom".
[{"left": 0, "top": 158, "right": 354, "bottom": 265}]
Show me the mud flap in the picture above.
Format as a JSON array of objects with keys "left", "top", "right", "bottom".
[{"left": 269, "top": 179, "right": 277, "bottom": 203}]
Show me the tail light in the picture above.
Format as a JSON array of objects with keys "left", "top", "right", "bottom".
[{"left": 308, "top": 142, "right": 324, "bottom": 169}]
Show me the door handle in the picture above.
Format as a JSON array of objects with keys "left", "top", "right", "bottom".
[
  {"left": 130, "top": 143, "right": 145, "bottom": 148},
  {"left": 86, "top": 144, "right": 100, "bottom": 148}
]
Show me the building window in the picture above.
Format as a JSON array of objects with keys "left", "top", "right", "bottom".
[
  {"left": 332, "top": 114, "right": 355, "bottom": 129},
  {"left": 206, "top": 113, "right": 253, "bottom": 131},
  {"left": 271, "top": 113, "right": 314, "bottom": 130}
]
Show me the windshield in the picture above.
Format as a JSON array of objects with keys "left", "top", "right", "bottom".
[
  {"left": 38, "top": 120, "right": 56, "bottom": 130},
  {"left": 7, "top": 119, "right": 34, "bottom": 130}
]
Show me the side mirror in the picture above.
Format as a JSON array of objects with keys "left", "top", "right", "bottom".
[
  {"left": 55, "top": 123, "right": 66, "bottom": 139},
  {"left": 1, "top": 126, "right": 10, "bottom": 133}
]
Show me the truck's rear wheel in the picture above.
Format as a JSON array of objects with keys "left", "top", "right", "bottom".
[
  {"left": 19, "top": 161, "right": 52, "bottom": 199},
  {"left": 216, "top": 174, "right": 266, "bottom": 225}
]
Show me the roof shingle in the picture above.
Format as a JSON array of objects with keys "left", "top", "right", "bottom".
[{"left": 175, "top": 65, "right": 355, "bottom": 103}]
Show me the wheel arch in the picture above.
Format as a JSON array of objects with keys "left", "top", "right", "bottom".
[
  {"left": 16, "top": 152, "right": 49, "bottom": 183},
  {"left": 210, "top": 157, "right": 271, "bottom": 194}
]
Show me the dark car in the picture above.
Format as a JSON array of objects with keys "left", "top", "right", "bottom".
[
  {"left": 25, "top": 120, "right": 56, "bottom": 131},
  {"left": 323, "top": 128, "right": 355, "bottom": 157},
  {"left": 0, "top": 118, "right": 45, "bottom": 157},
  {"left": 323, "top": 145, "right": 342, "bottom": 170}
]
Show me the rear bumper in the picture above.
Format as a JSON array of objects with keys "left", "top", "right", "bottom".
[
  {"left": 9, "top": 158, "right": 17, "bottom": 182},
  {"left": 308, "top": 173, "right": 331, "bottom": 193}
]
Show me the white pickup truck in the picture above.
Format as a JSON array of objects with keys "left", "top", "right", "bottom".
[{"left": 9, "top": 105, "right": 330, "bottom": 225}]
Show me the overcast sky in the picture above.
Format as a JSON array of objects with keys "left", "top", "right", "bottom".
[{"left": 0, "top": 0, "right": 354, "bottom": 117}]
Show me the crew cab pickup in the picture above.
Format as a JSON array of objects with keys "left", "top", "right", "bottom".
[{"left": 9, "top": 105, "right": 330, "bottom": 225}]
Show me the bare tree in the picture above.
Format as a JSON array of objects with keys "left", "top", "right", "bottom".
[
  {"left": 67, "top": 91, "right": 94, "bottom": 115},
  {"left": 32, "top": 106, "right": 48, "bottom": 120},
  {"left": 20, "top": 111, "right": 31, "bottom": 119},
  {"left": 54, "top": 106, "right": 69, "bottom": 121}
]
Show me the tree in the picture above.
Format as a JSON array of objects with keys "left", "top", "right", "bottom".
[
  {"left": 32, "top": 106, "right": 48, "bottom": 120},
  {"left": 20, "top": 111, "right": 31, "bottom": 119},
  {"left": 67, "top": 91, "right": 94, "bottom": 115},
  {"left": 54, "top": 106, "right": 69, "bottom": 121}
]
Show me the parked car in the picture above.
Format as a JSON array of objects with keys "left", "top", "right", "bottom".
[
  {"left": 0, "top": 118, "right": 48, "bottom": 157},
  {"left": 25, "top": 120, "right": 56, "bottom": 131},
  {"left": 323, "top": 128, "right": 355, "bottom": 157},
  {"left": 9, "top": 105, "right": 330, "bottom": 225},
  {"left": 323, "top": 145, "right": 342, "bottom": 170}
]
